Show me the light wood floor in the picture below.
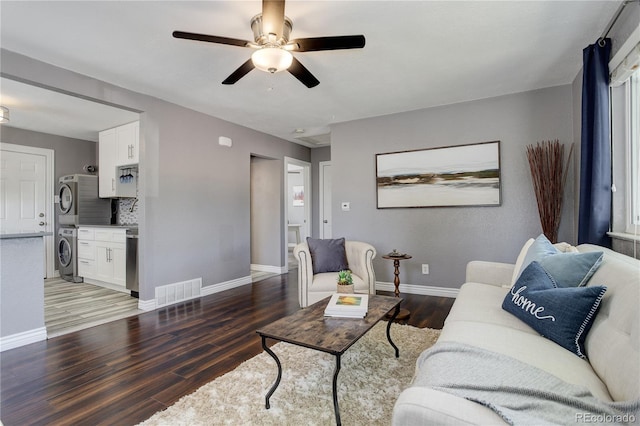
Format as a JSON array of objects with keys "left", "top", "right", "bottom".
[{"left": 44, "top": 278, "right": 142, "bottom": 338}]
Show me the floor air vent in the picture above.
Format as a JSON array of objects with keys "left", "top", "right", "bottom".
[{"left": 155, "top": 278, "right": 202, "bottom": 308}]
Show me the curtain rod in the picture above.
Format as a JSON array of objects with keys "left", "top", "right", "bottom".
[{"left": 599, "top": 0, "right": 639, "bottom": 45}]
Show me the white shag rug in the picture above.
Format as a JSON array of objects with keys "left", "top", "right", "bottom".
[{"left": 139, "top": 322, "right": 440, "bottom": 426}]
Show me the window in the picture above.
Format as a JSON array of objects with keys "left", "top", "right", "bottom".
[
  {"left": 611, "top": 40, "right": 640, "bottom": 238},
  {"left": 626, "top": 69, "right": 639, "bottom": 233}
]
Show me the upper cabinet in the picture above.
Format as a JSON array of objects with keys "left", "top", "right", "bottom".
[
  {"left": 99, "top": 121, "right": 139, "bottom": 198},
  {"left": 115, "top": 121, "right": 139, "bottom": 165}
]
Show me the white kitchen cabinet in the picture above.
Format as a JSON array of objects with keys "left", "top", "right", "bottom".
[
  {"left": 98, "top": 121, "right": 138, "bottom": 198},
  {"left": 116, "top": 121, "right": 139, "bottom": 165},
  {"left": 78, "top": 227, "right": 126, "bottom": 290},
  {"left": 98, "top": 128, "right": 117, "bottom": 198}
]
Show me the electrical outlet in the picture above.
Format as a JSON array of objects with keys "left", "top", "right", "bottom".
[{"left": 422, "top": 264, "right": 429, "bottom": 274}]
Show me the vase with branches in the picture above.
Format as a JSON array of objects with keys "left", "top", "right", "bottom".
[{"left": 526, "top": 140, "right": 574, "bottom": 243}]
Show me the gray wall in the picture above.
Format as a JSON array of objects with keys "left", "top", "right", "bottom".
[
  {"left": 310, "top": 146, "right": 331, "bottom": 238},
  {"left": 1, "top": 49, "right": 310, "bottom": 301},
  {"left": 331, "top": 85, "right": 575, "bottom": 289},
  {"left": 1, "top": 237, "right": 45, "bottom": 338},
  {"left": 250, "top": 156, "right": 282, "bottom": 267}
]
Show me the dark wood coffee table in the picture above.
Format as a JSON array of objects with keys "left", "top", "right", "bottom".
[{"left": 256, "top": 294, "right": 402, "bottom": 426}]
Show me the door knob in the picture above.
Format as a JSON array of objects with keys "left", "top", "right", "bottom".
[
  {"left": 39, "top": 222, "right": 46, "bottom": 226},
  {"left": 39, "top": 213, "right": 45, "bottom": 217},
  {"left": 323, "top": 220, "right": 328, "bottom": 223}
]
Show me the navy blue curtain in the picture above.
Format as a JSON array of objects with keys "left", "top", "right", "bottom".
[{"left": 579, "top": 39, "right": 612, "bottom": 247}]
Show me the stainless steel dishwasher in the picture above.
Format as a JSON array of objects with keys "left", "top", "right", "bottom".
[{"left": 126, "top": 228, "right": 139, "bottom": 296}]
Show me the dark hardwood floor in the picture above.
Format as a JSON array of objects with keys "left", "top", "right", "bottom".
[{"left": 0, "top": 271, "right": 455, "bottom": 426}]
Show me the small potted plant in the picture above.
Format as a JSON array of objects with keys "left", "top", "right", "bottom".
[{"left": 336, "top": 270, "right": 354, "bottom": 293}]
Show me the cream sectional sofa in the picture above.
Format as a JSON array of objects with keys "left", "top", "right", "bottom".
[{"left": 393, "top": 243, "right": 640, "bottom": 425}]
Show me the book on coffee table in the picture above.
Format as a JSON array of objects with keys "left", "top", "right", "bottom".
[{"left": 324, "top": 294, "right": 369, "bottom": 318}]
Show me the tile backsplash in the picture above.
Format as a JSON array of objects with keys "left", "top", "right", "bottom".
[{"left": 118, "top": 197, "right": 138, "bottom": 225}]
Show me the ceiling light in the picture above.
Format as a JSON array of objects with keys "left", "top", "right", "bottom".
[
  {"left": 251, "top": 47, "right": 293, "bottom": 74},
  {"left": 0, "top": 106, "right": 9, "bottom": 123}
]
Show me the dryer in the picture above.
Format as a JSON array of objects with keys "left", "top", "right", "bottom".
[
  {"left": 58, "top": 174, "right": 111, "bottom": 226},
  {"left": 58, "top": 227, "right": 82, "bottom": 282}
]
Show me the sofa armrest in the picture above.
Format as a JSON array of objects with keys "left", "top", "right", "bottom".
[
  {"left": 392, "top": 387, "right": 506, "bottom": 425},
  {"left": 465, "top": 261, "right": 514, "bottom": 287},
  {"left": 345, "top": 241, "right": 377, "bottom": 294},
  {"left": 294, "top": 243, "right": 314, "bottom": 307}
]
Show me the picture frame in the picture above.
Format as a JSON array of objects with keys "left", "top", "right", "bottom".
[
  {"left": 292, "top": 185, "right": 304, "bottom": 206},
  {"left": 376, "top": 141, "right": 501, "bottom": 208}
]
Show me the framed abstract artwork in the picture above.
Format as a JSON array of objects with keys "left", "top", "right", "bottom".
[{"left": 376, "top": 141, "right": 501, "bottom": 208}]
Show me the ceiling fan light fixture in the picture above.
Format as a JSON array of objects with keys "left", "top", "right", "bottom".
[
  {"left": 251, "top": 47, "right": 293, "bottom": 74},
  {"left": 0, "top": 106, "right": 9, "bottom": 123}
]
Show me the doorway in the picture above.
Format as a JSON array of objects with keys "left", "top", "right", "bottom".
[
  {"left": 1, "top": 77, "right": 141, "bottom": 338},
  {"left": 284, "top": 157, "right": 311, "bottom": 271},
  {"left": 250, "top": 155, "right": 284, "bottom": 279}
]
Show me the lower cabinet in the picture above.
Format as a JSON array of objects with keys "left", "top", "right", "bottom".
[
  {"left": 78, "top": 227, "right": 126, "bottom": 289},
  {"left": 95, "top": 241, "right": 126, "bottom": 286}
]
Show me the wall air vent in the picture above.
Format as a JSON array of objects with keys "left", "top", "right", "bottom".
[
  {"left": 155, "top": 278, "right": 202, "bottom": 308},
  {"left": 295, "top": 133, "right": 331, "bottom": 147}
]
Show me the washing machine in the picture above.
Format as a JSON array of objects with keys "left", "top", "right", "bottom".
[
  {"left": 58, "top": 226, "right": 82, "bottom": 283},
  {"left": 58, "top": 174, "right": 111, "bottom": 226}
]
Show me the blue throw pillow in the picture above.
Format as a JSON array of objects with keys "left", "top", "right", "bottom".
[
  {"left": 515, "top": 234, "right": 603, "bottom": 288},
  {"left": 502, "top": 261, "right": 607, "bottom": 358},
  {"left": 538, "top": 251, "right": 604, "bottom": 288},
  {"left": 306, "top": 237, "right": 349, "bottom": 274}
]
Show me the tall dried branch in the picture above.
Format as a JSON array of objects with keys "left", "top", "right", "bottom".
[{"left": 526, "top": 140, "right": 574, "bottom": 243}]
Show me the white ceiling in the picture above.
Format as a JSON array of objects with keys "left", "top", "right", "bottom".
[
  {"left": 0, "top": 1, "right": 621, "bottom": 146},
  {"left": 0, "top": 78, "right": 139, "bottom": 142}
]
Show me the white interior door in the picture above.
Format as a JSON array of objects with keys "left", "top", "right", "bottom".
[
  {"left": 319, "top": 161, "right": 332, "bottom": 238},
  {"left": 1, "top": 143, "right": 54, "bottom": 277}
]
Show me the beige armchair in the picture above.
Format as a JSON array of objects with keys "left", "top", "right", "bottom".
[{"left": 294, "top": 240, "right": 377, "bottom": 308}]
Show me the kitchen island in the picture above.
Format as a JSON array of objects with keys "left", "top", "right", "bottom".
[{"left": 1, "top": 232, "right": 51, "bottom": 351}]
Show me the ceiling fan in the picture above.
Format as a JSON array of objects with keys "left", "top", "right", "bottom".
[{"left": 173, "top": 0, "right": 365, "bottom": 88}]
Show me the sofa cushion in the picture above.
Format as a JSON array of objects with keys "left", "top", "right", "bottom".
[
  {"left": 309, "top": 271, "right": 366, "bottom": 292},
  {"left": 446, "top": 282, "right": 538, "bottom": 335},
  {"left": 579, "top": 244, "right": 640, "bottom": 402},
  {"left": 306, "top": 237, "right": 349, "bottom": 274},
  {"left": 437, "top": 321, "right": 613, "bottom": 402},
  {"left": 512, "top": 234, "right": 603, "bottom": 288},
  {"left": 502, "top": 261, "right": 607, "bottom": 359}
]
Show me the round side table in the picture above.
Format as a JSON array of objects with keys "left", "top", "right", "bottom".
[{"left": 382, "top": 254, "right": 412, "bottom": 320}]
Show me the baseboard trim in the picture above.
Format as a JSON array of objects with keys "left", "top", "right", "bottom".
[
  {"left": 0, "top": 327, "right": 47, "bottom": 352},
  {"left": 251, "top": 264, "right": 288, "bottom": 274},
  {"left": 137, "top": 275, "right": 253, "bottom": 311},
  {"left": 202, "top": 275, "right": 252, "bottom": 296},
  {"left": 376, "top": 281, "right": 459, "bottom": 298},
  {"left": 138, "top": 298, "right": 156, "bottom": 311}
]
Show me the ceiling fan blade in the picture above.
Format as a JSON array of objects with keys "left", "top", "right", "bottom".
[
  {"left": 287, "top": 57, "right": 319, "bottom": 88},
  {"left": 173, "top": 31, "right": 251, "bottom": 48},
  {"left": 222, "top": 59, "right": 255, "bottom": 85},
  {"left": 289, "top": 35, "right": 366, "bottom": 52},
  {"left": 261, "top": 0, "right": 286, "bottom": 40}
]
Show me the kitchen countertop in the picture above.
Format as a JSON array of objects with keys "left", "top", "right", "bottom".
[
  {"left": 0, "top": 231, "right": 53, "bottom": 239},
  {"left": 78, "top": 224, "right": 137, "bottom": 229}
]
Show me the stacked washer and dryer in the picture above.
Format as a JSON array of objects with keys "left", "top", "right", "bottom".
[{"left": 56, "top": 175, "right": 111, "bottom": 282}]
